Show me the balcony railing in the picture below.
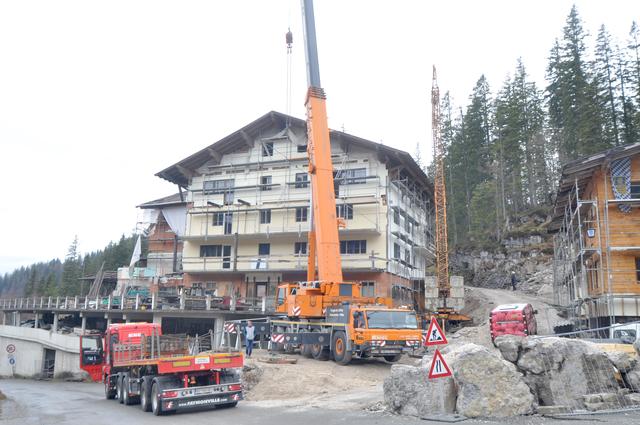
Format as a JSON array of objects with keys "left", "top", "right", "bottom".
[
  {"left": 182, "top": 252, "right": 388, "bottom": 273},
  {"left": 0, "top": 294, "right": 276, "bottom": 314}
]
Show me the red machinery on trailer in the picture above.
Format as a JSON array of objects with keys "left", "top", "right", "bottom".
[{"left": 80, "top": 322, "right": 243, "bottom": 416}]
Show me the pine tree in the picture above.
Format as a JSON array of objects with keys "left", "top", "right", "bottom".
[
  {"left": 61, "top": 236, "right": 82, "bottom": 295},
  {"left": 593, "top": 25, "right": 621, "bottom": 147},
  {"left": 547, "top": 6, "right": 605, "bottom": 161},
  {"left": 24, "top": 267, "right": 37, "bottom": 297}
]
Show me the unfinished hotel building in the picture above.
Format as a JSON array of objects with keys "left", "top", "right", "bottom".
[
  {"left": 551, "top": 142, "right": 640, "bottom": 328},
  {"left": 152, "top": 111, "right": 435, "bottom": 308}
]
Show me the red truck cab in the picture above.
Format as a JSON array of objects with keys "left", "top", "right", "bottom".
[{"left": 490, "top": 303, "right": 538, "bottom": 341}]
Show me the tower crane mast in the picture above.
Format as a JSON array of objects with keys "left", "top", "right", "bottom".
[{"left": 431, "top": 67, "right": 450, "bottom": 302}]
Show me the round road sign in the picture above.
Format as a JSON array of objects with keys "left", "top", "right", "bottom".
[
  {"left": 9, "top": 357, "right": 15, "bottom": 365},
  {"left": 6, "top": 344, "right": 15, "bottom": 354}
]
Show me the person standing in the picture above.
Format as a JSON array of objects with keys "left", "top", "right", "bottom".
[
  {"left": 245, "top": 320, "right": 255, "bottom": 358},
  {"left": 511, "top": 272, "right": 518, "bottom": 291}
]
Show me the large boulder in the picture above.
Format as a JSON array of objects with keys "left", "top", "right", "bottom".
[
  {"left": 498, "top": 337, "right": 620, "bottom": 409},
  {"left": 384, "top": 364, "right": 456, "bottom": 417},
  {"left": 446, "top": 343, "right": 534, "bottom": 418},
  {"left": 606, "top": 351, "right": 637, "bottom": 373},
  {"left": 494, "top": 335, "right": 525, "bottom": 363}
]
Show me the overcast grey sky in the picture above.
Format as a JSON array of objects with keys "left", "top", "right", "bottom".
[{"left": 0, "top": 0, "right": 638, "bottom": 274}]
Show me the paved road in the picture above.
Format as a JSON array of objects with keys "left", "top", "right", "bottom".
[{"left": 1, "top": 379, "right": 640, "bottom": 425}]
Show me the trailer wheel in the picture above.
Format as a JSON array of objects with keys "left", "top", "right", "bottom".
[
  {"left": 384, "top": 354, "right": 402, "bottom": 363},
  {"left": 140, "top": 377, "right": 152, "bottom": 412},
  {"left": 116, "top": 374, "right": 124, "bottom": 404},
  {"left": 123, "top": 376, "right": 138, "bottom": 405},
  {"left": 151, "top": 382, "right": 163, "bottom": 416},
  {"left": 331, "top": 332, "right": 352, "bottom": 365},
  {"left": 104, "top": 375, "right": 116, "bottom": 399}
]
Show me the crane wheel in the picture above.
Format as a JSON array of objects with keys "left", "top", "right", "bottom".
[
  {"left": 310, "top": 329, "right": 330, "bottom": 360},
  {"left": 384, "top": 354, "right": 402, "bottom": 363},
  {"left": 300, "top": 344, "right": 313, "bottom": 358},
  {"left": 332, "top": 332, "right": 352, "bottom": 365}
]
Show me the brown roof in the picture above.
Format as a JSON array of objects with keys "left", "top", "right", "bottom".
[
  {"left": 154, "top": 110, "right": 433, "bottom": 197},
  {"left": 137, "top": 192, "right": 186, "bottom": 209},
  {"left": 549, "top": 142, "right": 640, "bottom": 231}
]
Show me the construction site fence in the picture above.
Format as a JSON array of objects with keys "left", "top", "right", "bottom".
[
  {"left": 529, "top": 322, "right": 640, "bottom": 416},
  {"left": 0, "top": 294, "right": 276, "bottom": 314}
]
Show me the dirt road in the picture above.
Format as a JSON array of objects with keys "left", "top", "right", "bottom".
[{"left": 454, "top": 287, "right": 566, "bottom": 348}]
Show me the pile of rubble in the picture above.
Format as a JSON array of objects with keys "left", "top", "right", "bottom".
[{"left": 384, "top": 337, "right": 640, "bottom": 418}]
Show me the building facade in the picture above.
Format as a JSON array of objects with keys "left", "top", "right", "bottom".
[
  {"left": 154, "top": 111, "right": 435, "bottom": 308},
  {"left": 551, "top": 143, "right": 640, "bottom": 327}
]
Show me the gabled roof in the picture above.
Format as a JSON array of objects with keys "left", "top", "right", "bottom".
[
  {"left": 550, "top": 142, "right": 640, "bottom": 231},
  {"left": 137, "top": 192, "right": 186, "bottom": 209},
  {"left": 155, "top": 110, "right": 433, "bottom": 196}
]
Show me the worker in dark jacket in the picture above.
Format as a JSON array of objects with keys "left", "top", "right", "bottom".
[{"left": 511, "top": 272, "right": 518, "bottom": 291}]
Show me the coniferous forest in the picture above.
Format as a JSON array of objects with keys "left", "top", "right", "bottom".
[
  {"left": 441, "top": 6, "right": 640, "bottom": 249},
  {"left": 0, "top": 235, "right": 141, "bottom": 297}
]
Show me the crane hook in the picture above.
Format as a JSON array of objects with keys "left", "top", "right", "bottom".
[{"left": 286, "top": 27, "right": 293, "bottom": 53}]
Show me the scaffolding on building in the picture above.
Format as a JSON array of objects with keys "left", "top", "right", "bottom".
[{"left": 553, "top": 176, "right": 640, "bottom": 329}]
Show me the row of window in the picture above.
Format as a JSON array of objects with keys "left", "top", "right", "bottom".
[
  {"left": 203, "top": 168, "right": 367, "bottom": 202},
  {"left": 211, "top": 204, "right": 354, "bottom": 227},
  {"left": 261, "top": 142, "right": 308, "bottom": 157},
  {"left": 198, "top": 240, "right": 367, "bottom": 259}
]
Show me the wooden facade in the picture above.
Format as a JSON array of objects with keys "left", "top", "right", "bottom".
[{"left": 552, "top": 144, "right": 640, "bottom": 324}]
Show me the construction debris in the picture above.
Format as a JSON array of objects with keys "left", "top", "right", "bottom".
[{"left": 258, "top": 354, "right": 298, "bottom": 364}]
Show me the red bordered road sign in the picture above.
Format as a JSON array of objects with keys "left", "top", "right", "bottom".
[
  {"left": 6, "top": 344, "right": 15, "bottom": 354},
  {"left": 428, "top": 349, "right": 452, "bottom": 379},
  {"left": 425, "top": 317, "right": 448, "bottom": 346}
]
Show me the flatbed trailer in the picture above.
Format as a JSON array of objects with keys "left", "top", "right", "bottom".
[{"left": 80, "top": 322, "right": 243, "bottom": 416}]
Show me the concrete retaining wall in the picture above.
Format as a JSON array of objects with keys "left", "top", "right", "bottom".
[{"left": 0, "top": 325, "right": 81, "bottom": 378}]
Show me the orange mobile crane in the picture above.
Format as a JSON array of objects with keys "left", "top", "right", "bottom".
[{"left": 258, "top": 0, "right": 422, "bottom": 365}]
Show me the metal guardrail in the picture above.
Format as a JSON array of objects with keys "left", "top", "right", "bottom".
[{"left": 0, "top": 294, "right": 276, "bottom": 314}]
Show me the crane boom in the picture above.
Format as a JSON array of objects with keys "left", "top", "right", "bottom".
[
  {"left": 301, "top": 0, "right": 344, "bottom": 286},
  {"left": 431, "top": 66, "right": 450, "bottom": 300}
]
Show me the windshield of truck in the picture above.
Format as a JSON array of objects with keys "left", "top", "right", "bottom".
[
  {"left": 82, "top": 336, "right": 101, "bottom": 350},
  {"left": 613, "top": 329, "right": 636, "bottom": 340},
  {"left": 366, "top": 311, "right": 418, "bottom": 329}
]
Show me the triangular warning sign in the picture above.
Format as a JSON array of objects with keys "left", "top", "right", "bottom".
[
  {"left": 425, "top": 317, "right": 448, "bottom": 346},
  {"left": 428, "top": 349, "right": 452, "bottom": 379}
]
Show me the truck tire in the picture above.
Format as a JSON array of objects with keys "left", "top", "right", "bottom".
[
  {"left": 300, "top": 344, "right": 313, "bottom": 358},
  {"left": 104, "top": 375, "right": 116, "bottom": 399},
  {"left": 151, "top": 382, "right": 163, "bottom": 416},
  {"left": 123, "top": 376, "right": 138, "bottom": 405},
  {"left": 117, "top": 374, "right": 125, "bottom": 404},
  {"left": 384, "top": 354, "right": 402, "bottom": 363},
  {"left": 310, "top": 330, "right": 330, "bottom": 361},
  {"left": 140, "top": 377, "right": 152, "bottom": 412},
  {"left": 331, "top": 331, "right": 352, "bottom": 365}
]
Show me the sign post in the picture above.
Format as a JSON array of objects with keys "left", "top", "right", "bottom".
[{"left": 426, "top": 317, "right": 452, "bottom": 379}]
